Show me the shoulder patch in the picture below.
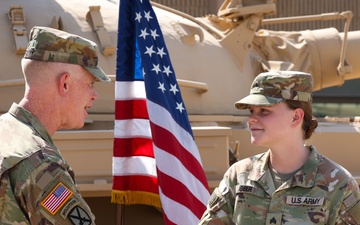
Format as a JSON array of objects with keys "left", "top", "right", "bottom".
[
  {"left": 61, "top": 198, "right": 80, "bottom": 219},
  {"left": 68, "top": 206, "right": 92, "bottom": 225},
  {"left": 41, "top": 182, "right": 73, "bottom": 215},
  {"left": 208, "top": 188, "right": 227, "bottom": 214}
]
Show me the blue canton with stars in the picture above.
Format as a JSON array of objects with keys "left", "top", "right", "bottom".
[{"left": 116, "top": 0, "right": 193, "bottom": 135}]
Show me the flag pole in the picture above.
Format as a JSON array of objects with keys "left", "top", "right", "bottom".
[
  {"left": 113, "top": 1, "right": 210, "bottom": 224},
  {"left": 116, "top": 204, "right": 124, "bottom": 225}
]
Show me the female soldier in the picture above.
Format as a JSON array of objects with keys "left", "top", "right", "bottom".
[{"left": 198, "top": 71, "right": 360, "bottom": 225}]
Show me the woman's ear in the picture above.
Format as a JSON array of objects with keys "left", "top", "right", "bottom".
[
  {"left": 292, "top": 108, "right": 304, "bottom": 127},
  {"left": 58, "top": 73, "right": 70, "bottom": 95}
]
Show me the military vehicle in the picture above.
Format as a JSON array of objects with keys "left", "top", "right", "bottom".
[{"left": 1, "top": 0, "right": 360, "bottom": 224}]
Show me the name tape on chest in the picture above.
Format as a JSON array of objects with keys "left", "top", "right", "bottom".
[
  {"left": 237, "top": 185, "right": 255, "bottom": 193},
  {"left": 286, "top": 196, "right": 324, "bottom": 206}
]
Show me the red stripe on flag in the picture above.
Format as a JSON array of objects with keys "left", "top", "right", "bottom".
[
  {"left": 150, "top": 122, "right": 209, "bottom": 189},
  {"left": 113, "top": 138, "right": 154, "bottom": 157},
  {"left": 113, "top": 0, "right": 210, "bottom": 222},
  {"left": 113, "top": 175, "right": 159, "bottom": 193},
  {"left": 157, "top": 170, "right": 207, "bottom": 217},
  {"left": 115, "top": 99, "right": 148, "bottom": 120},
  {"left": 162, "top": 214, "right": 176, "bottom": 225}
]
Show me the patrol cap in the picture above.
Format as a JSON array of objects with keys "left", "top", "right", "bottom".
[
  {"left": 24, "top": 26, "right": 111, "bottom": 82},
  {"left": 235, "top": 71, "right": 313, "bottom": 109}
]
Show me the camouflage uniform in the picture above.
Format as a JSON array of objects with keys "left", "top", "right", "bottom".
[
  {"left": 199, "top": 71, "right": 360, "bottom": 224},
  {"left": 0, "top": 103, "right": 95, "bottom": 224},
  {"left": 24, "top": 26, "right": 110, "bottom": 82},
  {"left": 0, "top": 26, "right": 111, "bottom": 224},
  {"left": 235, "top": 71, "right": 313, "bottom": 109},
  {"left": 198, "top": 146, "right": 360, "bottom": 225}
]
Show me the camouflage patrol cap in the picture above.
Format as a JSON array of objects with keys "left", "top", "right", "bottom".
[
  {"left": 235, "top": 71, "right": 313, "bottom": 109},
  {"left": 24, "top": 26, "right": 111, "bottom": 82}
]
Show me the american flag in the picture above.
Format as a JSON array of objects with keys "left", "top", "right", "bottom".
[
  {"left": 41, "top": 182, "right": 73, "bottom": 214},
  {"left": 112, "top": 0, "right": 210, "bottom": 224}
]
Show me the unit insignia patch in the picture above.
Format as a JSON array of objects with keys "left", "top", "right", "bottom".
[{"left": 68, "top": 206, "right": 92, "bottom": 225}]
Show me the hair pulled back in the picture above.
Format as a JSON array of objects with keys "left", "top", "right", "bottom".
[{"left": 285, "top": 100, "right": 318, "bottom": 140}]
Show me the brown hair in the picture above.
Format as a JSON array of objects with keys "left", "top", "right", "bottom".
[{"left": 285, "top": 100, "right": 318, "bottom": 140}]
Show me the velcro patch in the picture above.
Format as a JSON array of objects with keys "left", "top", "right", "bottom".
[
  {"left": 41, "top": 182, "right": 73, "bottom": 215},
  {"left": 209, "top": 189, "right": 227, "bottom": 213},
  {"left": 68, "top": 206, "right": 92, "bottom": 225},
  {"left": 237, "top": 185, "right": 255, "bottom": 193},
  {"left": 61, "top": 198, "right": 79, "bottom": 219},
  {"left": 266, "top": 213, "right": 282, "bottom": 225},
  {"left": 286, "top": 196, "right": 324, "bottom": 206}
]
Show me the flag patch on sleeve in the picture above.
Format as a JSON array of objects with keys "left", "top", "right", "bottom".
[{"left": 41, "top": 182, "right": 73, "bottom": 215}]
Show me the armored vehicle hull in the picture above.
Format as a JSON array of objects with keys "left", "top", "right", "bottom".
[{"left": 1, "top": 0, "right": 360, "bottom": 224}]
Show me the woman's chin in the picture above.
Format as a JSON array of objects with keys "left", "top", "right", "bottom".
[{"left": 251, "top": 137, "right": 263, "bottom": 146}]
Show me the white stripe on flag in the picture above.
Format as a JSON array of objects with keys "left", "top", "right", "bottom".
[
  {"left": 147, "top": 100, "right": 203, "bottom": 163},
  {"left": 114, "top": 119, "right": 152, "bottom": 138},
  {"left": 154, "top": 146, "right": 210, "bottom": 204},
  {"left": 159, "top": 187, "right": 200, "bottom": 225},
  {"left": 115, "top": 81, "right": 146, "bottom": 100},
  {"left": 112, "top": 156, "right": 157, "bottom": 177}
]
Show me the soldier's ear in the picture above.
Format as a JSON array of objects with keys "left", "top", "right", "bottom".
[
  {"left": 291, "top": 108, "right": 304, "bottom": 127},
  {"left": 58, "top": 73, "right": 70, "bottom": 95}
]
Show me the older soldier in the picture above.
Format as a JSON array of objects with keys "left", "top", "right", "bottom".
[
  {"left": 199, "top": 71, "right": 360, "bottom": 225},
  {"left": 0, "top": 26, "right": 110, "bottom": 224}
]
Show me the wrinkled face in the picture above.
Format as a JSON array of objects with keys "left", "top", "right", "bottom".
[
  {"left": 63, "top": 68, "right": 99, "bottom": 129},
  {"left": 247, "top": 102, "right": 295, "bottom": 148}
]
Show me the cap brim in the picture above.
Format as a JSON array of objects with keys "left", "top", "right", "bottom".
[
  {"left": 234, "top": 94, "right": 283, "bottom": 109},
  {"left": 85, "top": 66, "right": 111, "bottom": 82}
]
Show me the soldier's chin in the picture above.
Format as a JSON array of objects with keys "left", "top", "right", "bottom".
[
  {"left": 250, "top": 137, "right": 263, "bottom": 147},
  {"left": 62, "top": 121, "right": 86, "bottom": 130}
]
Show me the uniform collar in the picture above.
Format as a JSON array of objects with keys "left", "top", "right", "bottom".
[
  {"left": 249, "top": 146, "right": 321, "bottom": 194},
  {"left": 8, "top": 103, "right": 55, "bottom": 147}
]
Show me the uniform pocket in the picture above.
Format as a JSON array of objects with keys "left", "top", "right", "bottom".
[
  {"left": 232, "top": 184, "right": 270, "bottom": 224},
  {"left": 281, "top": 212, "right": 325, "bottom": 225}
]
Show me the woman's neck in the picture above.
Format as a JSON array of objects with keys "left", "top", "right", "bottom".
[{"left": 269, "top": 144, "right": 310, "bottom": 174}]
